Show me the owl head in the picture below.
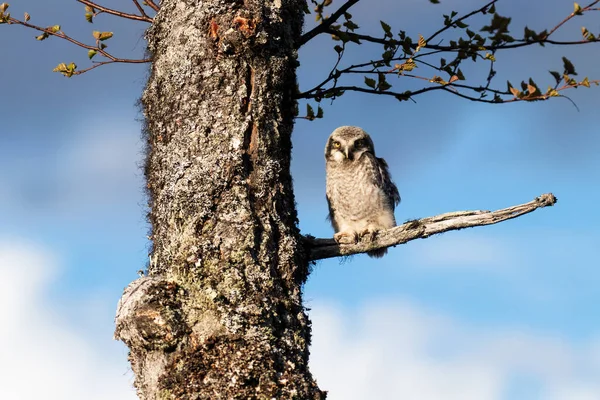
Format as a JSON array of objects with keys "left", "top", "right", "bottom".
[{"left": 325, "top": 126, "right": 375, "bottom": 163}]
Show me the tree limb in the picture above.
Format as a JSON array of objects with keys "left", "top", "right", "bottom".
[
  {"left": 298, "top": 0, "right": 360, "bottom": 47},
  {"left": 143, "top": 0, "right": 160, "bottom": 12},
  {"left": 76, "top": 0, "right": 153, "bottom": 23},
  {"left": 306, "top": 193, "right": 557, "bottom": 261}
]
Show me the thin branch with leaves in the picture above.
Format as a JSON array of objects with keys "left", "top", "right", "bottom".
[
  {"left": 0, "top": 2, "right": 151, "bottom": 76},
  {"left": 76, "top": 0, "right": 154, "bottom": 23},
  {"left": 295, "top": 0, "right": 600, "bottom": 118}
]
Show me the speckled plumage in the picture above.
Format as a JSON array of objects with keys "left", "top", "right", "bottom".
[{"left": 325, "top": 126, "right": 400, "bottom": 258}]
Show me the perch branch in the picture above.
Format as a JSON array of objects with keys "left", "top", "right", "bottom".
[{"left": 306, "top": 193, "right": 557, "bottom": 261}]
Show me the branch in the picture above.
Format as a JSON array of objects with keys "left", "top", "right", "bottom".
[
  {"left": 76, "top": 0, "right": 153, "bottom": 23},
  {"left": 426, "top": 0, "right": 497, "bottom": 45},
  {"left": 296, "top": 0, "right": 600, "bottom": 105},
  {"left": 143, "top": 0, "right": 160, "bottom": 12},
  {"left": 5, "top": 16, "right": 151, "bottom": 75},
  {"left": 131, "top": 0, "right": 149, "bottom": 19},
  {"left": 298, "top": 0, "right": 360, "bottom": 47},
  {"left": 306, "top": 193, "right": 557, "bottom": 261}
]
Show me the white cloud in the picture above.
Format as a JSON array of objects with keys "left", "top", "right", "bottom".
[
  {"left": 309, "top": 300, "right": 600, "bottom": 400},
  {"left": 2, "top": 238, "right": 598, "bottom": 400},
  {"left": 0, "top": 240, "right": 136, "bottom": 400}
]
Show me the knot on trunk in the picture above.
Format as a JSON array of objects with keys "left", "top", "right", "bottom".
[{"left": 115, "top": 276, "right": 188, "bottom": 351}]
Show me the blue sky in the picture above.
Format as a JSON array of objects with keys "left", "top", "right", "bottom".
[{"left": 1, "top": 1, "right": 599, "bottom": 399}]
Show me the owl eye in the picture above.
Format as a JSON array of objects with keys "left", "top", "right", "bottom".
[{"left": 332, "top": 141, "right": 341, "bottom": 149}]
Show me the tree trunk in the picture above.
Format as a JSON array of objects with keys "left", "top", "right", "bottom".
[{"left": 115, "top": 1, "right": 325, "bottom": 398}]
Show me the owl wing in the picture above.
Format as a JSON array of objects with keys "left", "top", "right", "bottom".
[
  {"left": 375, "top": 156, "right": 401, "bottom": 207},
  {"left": 325, "top": 194, "right": 339, "bottom": 231}
]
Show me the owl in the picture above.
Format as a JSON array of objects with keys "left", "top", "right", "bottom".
[{"left": 325, "top": 126, "right": 400, "bottom": 258}]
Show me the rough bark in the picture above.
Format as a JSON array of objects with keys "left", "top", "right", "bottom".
[
  {"left": 115, "top": 1, "right": 325, "bottom": 399},
  {"left": 307, "top": 193, "right": 557, "bottom": 260}
]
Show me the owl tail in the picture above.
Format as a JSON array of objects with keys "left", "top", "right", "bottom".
[{"left": 367, "top": 247, "right": 387, "bottom": 258}]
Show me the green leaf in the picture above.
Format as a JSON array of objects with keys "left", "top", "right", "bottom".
[
  {"left": 395, "top": 59, "right": 416, "bottom": 72},
  {"left": 524, "top": 26, "right": 537, "bottom": 41},
  {"left": 546, "top": 86, "right": 559, "bottom": 97},
  {"left": 416, "top": 34, "right": 427, "bottom": 51},
  {"left": 88, "top": 49, "right": 97, "bottom": 59},
  {"left": 53, "top": 62, "right": 67, "bottom": 75},
  {"left": 484, "top": 52, "right": 495, "bottom": 61},
  {"left": 574, "top": 2, "right": 583, "bottom": 15},
  {"left": 36, "top": 32, "right": 49, "bottom": 41},
  {"left": 527, "top": 78, "right": 539, "bottom": 95},
  {"left": 49, "top": 25, "right": 60, "bottom": 33},
  {"left": 316, "top": 106, "right": 324, "bottom": 118},
  {"left": 93, "top": 31, "right": 113, "bottom": 41},
  {"left": 377, "top": 72, "right": 391, "bottom": 91},
  {"left": 380, "top": 21, "right": 392, "bottom": 36},
  {"left": 455, "top": 21, "right": 468, "bottom": 29},
  {"left": 306, "top": 104, "right": 315, "bottom": 120},
  {"left": 0, "top": 3, "right": 8, "bottom": 13},
  {"left": 85, "top": 12, "right": 93, "bottom": 23},
  {"left": 581, "top": 77, "right": 590, "bottom": 87},
  {"left": 581, "top": 26, "right": 595, "bottom": 41},
  {"left": 332, "top": 31, "right": 349, "bottom": 43},
  {"left": 549, "top": 70, "right": 561, "bottom": 84},
  {"left": 364, "top": 77, "right": 376, "bottom": 89},
  {"left": 381, "top": 50, "right": 393, "bottom": 65},
  {"left": 562, "top": 57, "right": 577, "bottom": 75},
  {"left": 84, "top": 5, "right": 94, "bottom": 13},
  {"left": 343, "top": 20, "right": 359, "bottom": 31},
  {"left": 333, "top": 45, "right": 343, "bottom": 54},
  {"left": 430, "top": 76, "right": 446, "bottom": 85},
  {"left": 395, "top": 91, "right": 412, "bottom": 101},
  {"left": 53, "top": 62, "right": 77, "bottom": 77}
]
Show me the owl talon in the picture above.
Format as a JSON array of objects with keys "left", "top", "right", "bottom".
[
  {"left": 360, "top": 228, "right": 379, "bottom": 242},
  {"left": 334, "top": 231, "right": 357, "bottom": 244}
]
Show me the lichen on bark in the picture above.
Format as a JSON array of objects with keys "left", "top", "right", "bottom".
[{"left": 115, "top": 0, "right": 325, "bottom": 398}]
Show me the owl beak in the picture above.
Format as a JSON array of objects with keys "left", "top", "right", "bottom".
[{"left": 344, "top": 147, "right": 353, "bottom": 160}]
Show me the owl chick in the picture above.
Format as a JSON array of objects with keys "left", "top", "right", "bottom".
[{"left": 325, "top": 126, "right": 400, "bottom": 258}]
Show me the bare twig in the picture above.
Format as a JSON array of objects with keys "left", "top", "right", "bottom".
[
  {"left": 131, "top": 0, "right": 149, "bottom": 19},
  {"left": 73, "top": 58, "right": 150, "bottom": 75},
  {"left": 76, "top": 0, "right": 153, "bottom": 23},
  {"left": 306, "top": 193, "right": 557, "bottom": 260},
  {"left": 144, "top": 0, "right": 160, "bottom": 12},
  {"left": 298, "top": 0, "right": 360, "bottom": 47}
]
